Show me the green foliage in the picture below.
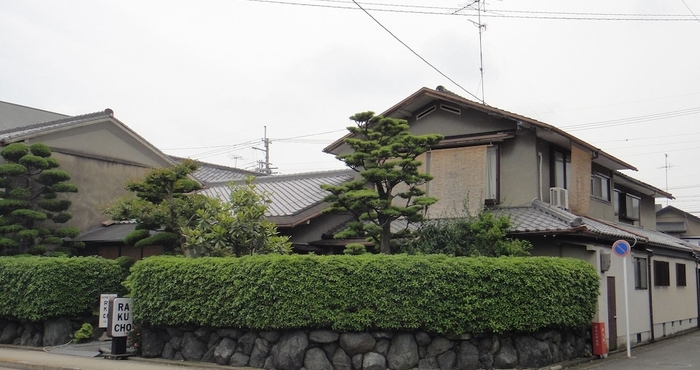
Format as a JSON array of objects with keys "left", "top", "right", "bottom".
[
  {"left": 73, "top": 323, "right": 93, "bottom": 343},
  {"left": 321, "top": 111, "right": 443, "bottom": 254},
  {"left": 404, "top": 209, "right": 533, "bottom": 257},
  {"left": 19, "top": 155, "right": 49, "bottom": 170},
  {"left": 102, "top": 159, "right": 208, "bottom": 254},
  {"left": 134, "top": 232, "right": 179, "bottom": 248},
  {"left": 29, "top": 143, "right": 51, "bottom": 158},
  {"left": 1, "top": 143, "right": 29, "bottom": 162},
  {"left": 182, "top": 178, "right": 291, "bottom": 257},
  {"left": 0, "top": 256, "right": 125, "bottom": 321},
  {"left": 123, "top": 229, "right": 151, "bottom": 246},
  {"left": 0, "top": 142, "right": 79, "bottom": 256},
  {"left": 343, "top": 243, "right": 368, "bottom": 255},
  {"left": 128, "top": 255, "right": 599, "bottom": 334}
]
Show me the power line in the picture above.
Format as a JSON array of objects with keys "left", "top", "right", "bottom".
[
  {"left": 349, "top": 0, "right": 483, "bottom": 102},
  {"left": 560, "top": 106, "right": 700, "bottom": 131},
  {"left": 239, "top": 0, "right": 700, "bottom": 21}
]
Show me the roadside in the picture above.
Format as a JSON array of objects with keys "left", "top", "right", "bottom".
[{"left": 1, "top": 329, "right": 697, "bottom": 370}]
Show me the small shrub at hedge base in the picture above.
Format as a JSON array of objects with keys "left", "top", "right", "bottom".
[
  {"left": 0, "top": 256, "right": 125, "bottom": 321},
  {"left": 128, "top": 255, "right": 600, "bottom": 335},
  {"left": 73, "top": 323, "right": 93, "bottom": 343}
]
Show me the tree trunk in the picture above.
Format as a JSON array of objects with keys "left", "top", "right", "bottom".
[{"left": 380, "top": 225, "right": 392, "bottom": 254}]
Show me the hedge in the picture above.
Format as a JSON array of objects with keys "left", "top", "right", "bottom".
[
  {"left": 0, "top": 256, "right": 125, "bottom": 321},
  {"left": 128, "top": 255, "right": 599, "bottom": 334}
]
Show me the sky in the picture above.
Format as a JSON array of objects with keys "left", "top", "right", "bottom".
[{"left": 1, "top": 0, "right": 699, "bottom": 212}]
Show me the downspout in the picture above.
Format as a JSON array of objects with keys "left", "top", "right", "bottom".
[
  {"left": 696, "top": 256, "right": 700, "bottom": 329},
  {"left": 538, "top": 152, "right": 543, "bottom": 200},
  {"left": 647, "top": 252, "right": 655, "bottom": 342}
]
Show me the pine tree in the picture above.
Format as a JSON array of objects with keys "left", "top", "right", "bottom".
[
  {"left": 0, "top": 143, "right": 79, "bottom": 255},
  {"left": 322, "top": 111, "right": 443, "bottom": 254},
  {"left": 102, "top": 159, "right": 211, "bottom": 254}
]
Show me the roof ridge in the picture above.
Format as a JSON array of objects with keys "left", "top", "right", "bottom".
[
  {"left": 531, "top": 199, "right": 583, "bottom": 227},
  {"left": 0, "top": 109, "right": 113, "bottom": 136}
]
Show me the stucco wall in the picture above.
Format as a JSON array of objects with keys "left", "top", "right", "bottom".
[
  {"left": 499, "top": 132, "right": 538, "bottom": 206},
  {"left": 49, "top": 152, "right": 150, "bottom": 232}
]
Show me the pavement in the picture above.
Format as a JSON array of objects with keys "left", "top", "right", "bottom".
[{"left": 0, "top": 330, "right": 697, "bottom": 370}]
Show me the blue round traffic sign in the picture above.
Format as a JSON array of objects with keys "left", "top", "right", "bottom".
[{"left": 612, "top": 240, "right": 631, "bottom": 257}]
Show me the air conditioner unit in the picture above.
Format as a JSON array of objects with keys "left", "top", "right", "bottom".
[{"left": 550, "top": 187, "right": 569, "bottom": 209}]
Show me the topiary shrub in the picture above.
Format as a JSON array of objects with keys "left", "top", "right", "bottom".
[
  {"left": 343, "top": 243, "right": 367, "bottom": 255},
  {"left": 123, "top": 229, "right": 150, "bottom": 246}
]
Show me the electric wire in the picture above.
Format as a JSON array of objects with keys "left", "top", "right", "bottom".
[
  {"left": 239, "top": 0, "right": 700, "bottom": 21},
  {"left": 349, "top": 0, "right": 483, "bottom": 102}
]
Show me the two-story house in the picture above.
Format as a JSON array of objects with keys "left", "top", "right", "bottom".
[{"left": 321, "top": 86, "right": 699, "bottom": 351}]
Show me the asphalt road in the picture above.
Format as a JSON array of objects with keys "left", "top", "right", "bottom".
[{"left": 574, "top": 329, "right": 700, "bottom": 369}]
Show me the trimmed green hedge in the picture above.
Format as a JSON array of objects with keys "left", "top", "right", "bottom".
[
  {"left": 128, "top": 255, "right": 599, "bottom": 334},
  {"left": 0, "top": 256, "right": 125, "bottom": 321}
]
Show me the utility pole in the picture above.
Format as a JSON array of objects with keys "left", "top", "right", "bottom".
[{"left": 253, "top": 126, "right": 274, "bottom": 175}]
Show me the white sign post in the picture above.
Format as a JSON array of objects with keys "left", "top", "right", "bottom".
[
  {"left": 612, "top": 240, "right": 632, "bottom": 358},
  {"left": 99, "top": 294, "right": 118, "bottom": 329},
  {"left": 107, "top": 297, "right": 133, "bottom": 338}
]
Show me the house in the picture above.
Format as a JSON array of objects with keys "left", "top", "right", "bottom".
[
  {"left": 657, "top": 205, "right": 700, "bottom": 246},
  {"left": 320, "top": 86, "right": 700, "bottom": 351},
  {"left": 199, "top": 169, "right": 356, "bottom": 254},
  {"left": 0, "top": 101, "right": 178, "bottom": 233},
  {"left": 74, "top": 157, "right": 263, "bottom": 259}
]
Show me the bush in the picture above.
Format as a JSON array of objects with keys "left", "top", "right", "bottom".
[
  {"left": 127, "top": 255, "right": 599, "bottom": 334},
  {"left": 73, "top": 323, "right": 93, "bottom": 343},
  {"left": 0, "top": 256, "right": 125, "bottom": 321}
]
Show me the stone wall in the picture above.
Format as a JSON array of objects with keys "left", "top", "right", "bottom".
[
  {"left": 0, "top": 316, "right": 92, "bottom": 347},
  {"left": 139, "top": 326, "right": 592, "bottom": 370}
]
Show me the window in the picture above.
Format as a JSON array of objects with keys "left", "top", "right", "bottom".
[
  {"left": 591, "top": 173, "right": 611, "bottom": 202},
  {"left": 676, "top": 263, "right": 687, "bottom": 287},
  {"left": 620, "top": 193, "right": 640, "bottom": 221},
  {"left": 633, "top": 257, "right": 648, "bottom": 289},
  {"left": 615, "top": 189, "right": 640, "bottom": 222},
  {"left": 654, "top": 261, "right": 670, "bottom": 287},
  {"left": 485, "top": 146, "right": 498, "bottom": 203},
  {"left": 552, "top": 149, "right": 571, "bottom": 189}
]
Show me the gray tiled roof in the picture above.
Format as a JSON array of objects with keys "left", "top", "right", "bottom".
[
  {"left": 493, "top": 199, "right": 696, "bottom": 252},
  {"left": 199, "top": 169, "right": 355, "bottom": 218},
  {"left": 169, "top": 156, "right": 263, "bottom": 185},
  {"left": 0, "top": 110, "right": 114, "bottom": 141},
  {"left": 73, "top": 222, "right": 139, "bottom": 242},
  {"left": 0, "top": 101, "right": 69, "bottom": 131}
]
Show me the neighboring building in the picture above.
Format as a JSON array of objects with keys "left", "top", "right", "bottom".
[
  {"left": 657, "top": 205, "right": 700, "bottom": 246},
  {"left": 0, "top": 101, "right": 176, "bottom": 232},
  {"left": 321, "top": 86, "right": 699, "bottom": 351},
  {"left": 200, "top": 169, "right": 356, "bottom": 254}
]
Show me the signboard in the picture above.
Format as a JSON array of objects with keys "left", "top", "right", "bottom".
[
  {"left": 99, "top": 294, "right": 118, "bottom": 328},
  {"left": 612, "top": 239, "right": 631, "bottom": 258},
  {"left": 107, "top": 297, "right": 133, "bottom": 338}
]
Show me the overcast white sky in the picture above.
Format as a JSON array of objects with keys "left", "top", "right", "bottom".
[{"left": 1, "top": 0, "right": 699, "bottom": 212}]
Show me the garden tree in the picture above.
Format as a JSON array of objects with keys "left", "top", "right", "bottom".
[
  {"left": 0, "top": 143, "right": 80, "bottom": 256},
  {"left": 102, "top": 159, "right": 212, "bottom": 254},
  {"left": 181, "top": 178, "right": 291, "bottom": 257},
  {"left": 402, "top": 204, "right": 533, "bottom": 257},
  {"left": 321, "top": 111, "right": 443, "bottom": 254}
]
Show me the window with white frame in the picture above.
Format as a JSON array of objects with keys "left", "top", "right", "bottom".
[
  {"left": 552, "top": 149, "right": 571, "bottom": 189},
  {"left": 591, "top": 173, "right": 611, "bottom": 202}
]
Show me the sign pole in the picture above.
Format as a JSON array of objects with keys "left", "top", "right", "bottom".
[
  {"left": 622, "top": 255, "right": 631, "bottom": 358},
  {"left": 612, "top": 239, "right": 632, "bottom": 358}
]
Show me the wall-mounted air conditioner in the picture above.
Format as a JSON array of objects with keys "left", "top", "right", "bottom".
[{"left": 550, "top": 187, "right": 569, "bottom": 210}]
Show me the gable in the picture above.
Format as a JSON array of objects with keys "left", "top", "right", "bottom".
[{"left": 9, "top": 117, "right": 173, "bottom": 168}]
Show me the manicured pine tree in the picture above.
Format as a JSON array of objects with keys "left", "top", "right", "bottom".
[
  {"left": 322, "top": 111, "right": 443, "bottom": 254},
  {"left": 0, "top": 143, "right": 79, "bottom": 255}
]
